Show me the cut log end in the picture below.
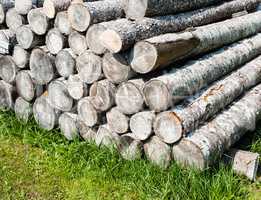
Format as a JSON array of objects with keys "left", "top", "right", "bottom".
[
  {"left": 6, "top": 8, "right": 24, "bottom": 31},
  {"left": 76, "top": 119, "right": 97, "bottom": 142},
  {"left": 16, "top": 71, "right": 35, "bottom": 102},
  {"left": 0, "top": 81, "right": 16, "bottom": 110},
  {"left": 106, "top": 107, "right": 129, "bottom": 134},
  {"left": 15, "top": 0, "right": 33, "bottom": 15},
  {"left": 68, "top": 31, "right": 88, "bottom": 55},
  {"left": 154, "top": 112, "right": 183, "bottom": 144},
  {"left": 14, "top": 97, "right": 32, "bottom": 122},
  {"left": 100, "top": 30, "right": 122, "bottom": 53},
  {"left": 43, "top": 0, "right": 56, "bottom": 18},
  {"left": 46, "top": 28, "right": 64, "bottom": 55},
  {"left": 55, "top": 49, "right": 75, "bottom": 78},
  {"left": 28, "top": 8, "right": 49, "bottom": 35},
  {"left": 68, "top": 3, "right": 91, "bottom": 32},
  {"left": 143, "top": 79, "right": 171, "bottom": 112},
  {"left": 119, "top": 134, "right": 143, "bottom": 160},
  {"left": 12, "top": 46, "right": 29, "bottom": 69},
  {"left": 124, "top": 0, "right": 147, "bottom": 20},
  {"left": 96, "top": 124, "right": 121, "bottom": 148},
  {"left": 0, "top": 56, "right": 17, "bottom": 84},
  {"left": 16, "top": 26, "right": 35, "bottom": 50},
  {"left": 67, "top": 74, "right": 87, "bottom": 100},
  {"left": 59, "top": 112, "right": 79, "bottom": 140},
  {"left": 55, "top": 11, "right": 72, "bottom": 35}
]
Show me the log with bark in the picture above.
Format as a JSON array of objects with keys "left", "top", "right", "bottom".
[
  {"left": 154, "top": 55, "right": 261, "bottom": 144},
  {"left": 68, "top": 31, "right": 88, "bottom": 56},
  {"left": 115, "top": 79, "right": 144, "bottom": 115},
  {"left": 0, "top": 0, "right": 15, "bottom": 24},
  {"left": 0, "top": 80, "right": 16, "bottom": 110},
  {"left": 106, "top": 107, "right": 129, "bottom": 134},
  {"left": 46, "top": 28, "right": 65, "bottom": 55},
  {"left": 54, "top": 11, "right": 72, "bottom": 35},
  {"left": 143, "top": 34, "right": 261, "bottom": 112},
  {"left": 130, "top": 11, "right": 261, "bottom": 74},
  {"left": 89, "top": 79, "right": 116, "bottom": 112},
  {"left": 67, "top": 74, "right": 88, "bottom": 100},
  {"left": 12, "top": 45, "right": 29, "bottom": 69},
  {"left": 59, "top": 112, "right": 79, "bottom": 140},
  {"left": 172, "top": 83, "right": 261, "bottom": 170},
  {"left": 28, "top": 8, "right": 50, "bottom": 35},
  {"left": 15, "top": 0, "right": 44, "bottom": 15},
  {"left": 5, "top": 8, "right": 25, "bottom": 31},
  {"left": 95, "top": 124, "right": 121, "bottom": 148},
  {"left": 100, "top": 0, "right": 260, "bottom": 53},
  {"left": 16, "top": 70, "right": 43, "bottom": 102},
  {"left": 0, "top": 29, "right": 16, "bottom": 55},
  {"left": 0, "top": 55, "right": 18, "bottom": 83},
  {"left": 124, "top": 0, "right": 223, "bottom": 20},
  {"left": 14, "top": 97, "right": 32, "bottom": 122},
  {"left": 76, "top": 119, "right": 97, "bottom": 142},
  {"left": 43, "top": 0, "right": 72, "bottom": 19}
]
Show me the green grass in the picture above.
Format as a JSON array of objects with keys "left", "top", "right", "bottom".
[{"left": 0, "top": 110, "right": 260, "bottom": 200}]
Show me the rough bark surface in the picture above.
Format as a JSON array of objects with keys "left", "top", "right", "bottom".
[
  {"left": 6, "top": 8, "right": 25, "bottom": 31},
  {"left": 15, "top": 0, "right": 44, "bottom": 15},
  {"left": 0, "top": 0, "right": 15, "bottom": 24}
]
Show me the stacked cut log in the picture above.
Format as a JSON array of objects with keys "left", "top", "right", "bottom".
[{"left": 0, "top": 0, "right": 260, "bottom": 180}]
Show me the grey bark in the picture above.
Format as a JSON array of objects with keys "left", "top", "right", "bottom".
[
  {"left": 14, "top": 97, "right": 32, "bottom": 122},
  {"left": 43, "top": 0, "right": 72, "bottom": 18},
  {"left": 106, "top": 107, "right": 129, "bottom": 134}
]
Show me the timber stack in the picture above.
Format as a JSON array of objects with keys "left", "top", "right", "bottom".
[{"left": 0, "top": 0, "right": 260, "bottom": 180}]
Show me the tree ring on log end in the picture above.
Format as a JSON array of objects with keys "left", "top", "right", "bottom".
[
  {"left": 125, "top": 0, "right": 147, "bottom": 20},
  {"left": 100, "top": 30, "right": 122, "bottom": 53},
  {"left": 16, "top": 26, "right": 34, "bottom": 49}
]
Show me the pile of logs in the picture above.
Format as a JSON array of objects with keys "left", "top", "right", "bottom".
[{"left": 0, "top": 0, "right": 260, "bottom": 180}]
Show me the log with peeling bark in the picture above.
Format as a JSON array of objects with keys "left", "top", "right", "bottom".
[
  {"left": 68, "top": 31, "right": 88, "bottom": 56},
  {"left": 0, "top": 29, "right": 15, "bottom": 55},
  {"left": 131, "top": 11, "right": 261, "bottom": 74},
  {"left": 76, "top": 51, "right": 102, "bottom": 84},
  {"left": 143, "top": 34, "right": 261, "bottom": 112},
  {"left": 130, "top": 111, "right": 155, "bottom": 141},
  {"left": 76, "top": 119, "right": 97, "bottom": 142},
  {"left": 0, "top": 80, "right": 16, "bottom": 110},
  {"left": 118, "top": 134, "right": 143, "bottom": 160},
  {"left": 154, "top": 55, "right": 261, "bottom": 144},
  {"left": 47, "top": 78, "right": 74, "bottom": 112},
  {"left": 12, "top": 46, "right": 29, "bottom": 69},
  {"left": 100, "top": 0, "right": 260, "bottom": 53},
  {"left": 15, "top": 0, "right": 44, "bottom": 15},
  {"left": 14, "top": 97, "right": 32, "bottom": 122},
  {"left": 33, "top": 92, "right": 61, "bottom": 130},
  {"left": 5, "top": 8, "right": 25, "bottom": 31},
  {"left": 96, "top": 124, "right": 121, "bottom": 148},
  {"left": 102, "top": 52, "right": 136, "bottom": 84},
  {"left": 54, "top": 11, "right": 72, "bottom": 35},
  {"left": 172, "top": 83, "right": 261, "bottom": 170},
  {"left": 77, "top": 97, "right": 100, "bottom": 127},
  {"left": 67, "top": 74, "right": 88, "bottom": 100},
  {"left": 28, "top": 8, "right": 50, "bottom": 35},
  {"left": 16, "top": 70, "right": 43, "bottom": 102},
  {"left": 0, "top": 0, "right": 15, "bottom": 24},
  {"left": 106, "top": 107, "right": 129, "bottom": 134},
  {"left": 144, "top": 136, "right": 171, "bottom": 169},
  {"left": 16, "top": 25, "right": 45, "bottom": 50},
  {"left": 59, "top": 112, "right": 79, "bottom": 140},
  {"left": 115, "top": 79, "right": 145, "bottom": 115},
  {"left": 89, "top": 79, "right": 116, "bottom": 112},
  {"left": 68, "top": 0, "right": 124, "bottom": 32},
  {"left": 223, "top": 149, "right": 259, "bottom": 181},
  {"left": 29, "top": 48, "right": 55, "bottom": 85},
  {"left": 0, "top": 55, "right": 17, "bottom": 83},
  {"left": 46, "top": 28, "right": 65, "bottom": 55},
  {"left": 124, "top": 0, "right": 223, "bottom": 20}
]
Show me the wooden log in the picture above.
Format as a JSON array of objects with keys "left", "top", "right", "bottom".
[
  {"left": 0, "top": 55, "right": 17, "bottom": 83},
  {"left": 172, "top": 83, "right": 261, "bottom": 170},
  {"left": 106, "top": 107, "right": 129, "bottom": 134},
  {"left": 76, "top": 51, "right": 102, "bottom": 84},
  {"left": 144, "top": 136, "right": 171, "bottom": 169},
  {"left": 68, "top": 0, "right": 124, "bottom": 32},
  {"left": 28, "top": 8, "right": 50, "bottom": 35},
  {"left": 102, "top": 52, "right": 136, "bottom": 84},
  {"left": 47, "top": 78, "right": 74, "bottom": 112},
  {"left": 14, "top": 97, "right": 32, "bottom": 122},
  {"left": 118, "top": 134, "right": 143, "bottom": 160},
  {"left": 124, "top": 0, "right": 223, "bottom": 20},
  {"left": 6, "top": 8, "right": 25, "bottom": 31},
  {"left": 0, "top": 0, "right": 15, "bottom": 24},
  {"left": 89, "top": 79, "right": 116, "bottom": 112},
  {"left": 143, "top": 34, "right": 261, "bottom": 112},
  {"left": 76, "top": 119, "right": 97, "bottom": 142},
  {"left": 12, "top": 45, "right": 29, "bottom": 69},
  {"left": 15, "top": 0, "right": 44, "bottom": 15},
  {"left": 67, "top": 74, "right": 88, "bottom": 100},
  {"left": 223, "top": 149, "right": 259, "bottom": 181},
  {"left": 115, "top": 79, "right": 144, "bottom": 115},
  {"left": 16, "top": 70, "right": 43, "bottom": 102},
  {"left": 46, "top": 28, "right": 65, "bottom": 55},
  {"left": 16, "top": 25, "right": 45, "bottom": 49},
  {"left": 30, "top": 48, "right": 55, "bottom": 85},
  {"left": 130, "top": 111, "right": 155, "bottom": 141},
  {"left": 0, "top": 29, "right": 16, "bottom": 55},
  {"left": 131, "top": 11, "right": 261, "bottom": 74},
  {"left": 0, "top": 80, "right": 16, "bottom": 110},
  {"left": 33, "top": 92, "right": 61, "bottom": 130},
  {"left": 77, "top": 97, "right": 99, "bottom": 127},
  {"left": 43, "top": 0, "right": 73, "bottom": 19},
  {"left": 59, "top": 112, "right": 79, "bottom": 140},
  {"left": 100, "top": 0, "right": 260, "bottom": 53},
  {"left": 54, "top": 11, "right": 72, "bottom": 35},
  {"left": 154, "top": 55, "right": 261, "bottom": 144},
  {"left": 55, "top": 48, "right": 76, "bottom": 78},
  {"left": 95, "top": 124, "right": 121, "bottom": 148},
  {"left": 68, "top": 31, "right": 88, "bottom": 56}
]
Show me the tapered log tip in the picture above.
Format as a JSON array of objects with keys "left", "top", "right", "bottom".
[
  {"left": 172, "top": 139, "right": 205, "bottom": 170},
  {"left": 143, "top": 79, "right": 171, "bottom": 112},
  {"left": 131, "top": 41, "right": 158, "bottom": 74},
  {"left": 68, "top": 3, "right": 91, "bottom": 32},
  {"left": 154, "top": 112, "right": 183, "bottom": 144},
  {"left": 100, "top": 30, "right": 122, "bottom": 53},
  {"left": 124, "top": 0, "right": 147, "bottom": 20},
  {"left": 43, "top": 0, "right": 56, "bottom": 18}
]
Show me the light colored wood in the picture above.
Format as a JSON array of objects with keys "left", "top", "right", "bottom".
[
  {"left": 14, "top": 97, "right": 32, "bottom": 122},
  {"left": 54, "top": 11, "right": 72, "bottom": 35},
  {"left": 46, "top": 28, "right": 65, "bottom": 55},
  {"left": 28, "top": 8, "right": 49, "bottom": 35},
  {"left": 96, "top": 124, "right": 121, "bottom": 148},
  {"left": 76, "top": 119, "right": 97, "bottom": 142},
  {"left": 43, "top": 0, "right": 71, "bottom": 18},
  {"left": 15, "top": 0, "right": 44, "bottom": 15},
  {"left": 68, "top": 31, "right": 88, "bottom": 56},
  {"left": 106, "top": 107, "right": 129, "bottom": 134},
  {"left": 67, "top": 74, "right": 88, "bottom": 100},
  {"left": 119, "top": 134, "right": 142, "bottom": 160},
  {"left": 59, "top": 112, "right": 79, "bottom": 140},
  {"left": 0, "top": 55, "right": 17, "bottom": 84},
  {"left": 12, "top": 45, "right": 29, "bottom": 69},
  {"left": 6, "top": 8, "right": 25, "bottom": 31},
  {"left": 0, "top": 0, "right": 15, "bottom": 24},
  {"left": 0, "top": 29, "right": 15, "bottom": 55},
  {"left": 0, "top": 80, "right": 16, "bottom": 110}
]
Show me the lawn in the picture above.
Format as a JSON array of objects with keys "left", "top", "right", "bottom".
[{"left": 0, "top": 110, "right": 260, "bottom": 200}]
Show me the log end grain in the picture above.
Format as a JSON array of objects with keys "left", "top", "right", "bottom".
[
  {"left": 100, "top": 30, "right": 123, "bottom": 53},
  {"left": 55, "top": 49, "right": 76, "bottom": 78},
  {"left": 119, "top": 134, "right": 143, "bottom": 160},
  {"left": 16, "top": 71, "right": 35, "bottom": 102},
  {"left": 6, "top": 8, "right": 24, "bottom": 31},
  {"left": 12, "top": 46, "right": 29, "bottom": 69},
  {"left": 67, "top": 74, "right": 88, "bottom": 100},
  {"left": 16, "top": 25, "right": 35, "bottom": 50},
  {"left": 14, "top": 97, "right": 32, "bottom": 122},
  {"left": 15, "top": 0, "right": 33, "bottom": 15},
  {"left": 0, "top": 56, "right": 17, "bottom": 84},
  {"left": 76, "top": 119, "right": 97, "bottom": 142},
  {"left": 43, "top": 0, "right": 57, "bottom": 19},
  {"left": 153, "top": 111, "right": 183, "bottom": 144},
  {"left": 59, "top": 112, "right": 79, "bottom": 140},
  {"left": 68, "top": 31, "right": 88, "bottom": 56},
  {"left": 106, "top": 107, "right": 129, "bottom": 134},
  {"left": 55, "top": 11, "right": 72, "bottom": 35},
  {"left": 46, "top": 28, "right": 64, "bottom": 55},
  {"left": 124, "top": 0, "right": 147, "bottom": 20},
  {"left": 28, "top": 8, "right": 49, "bottom": 35}
]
